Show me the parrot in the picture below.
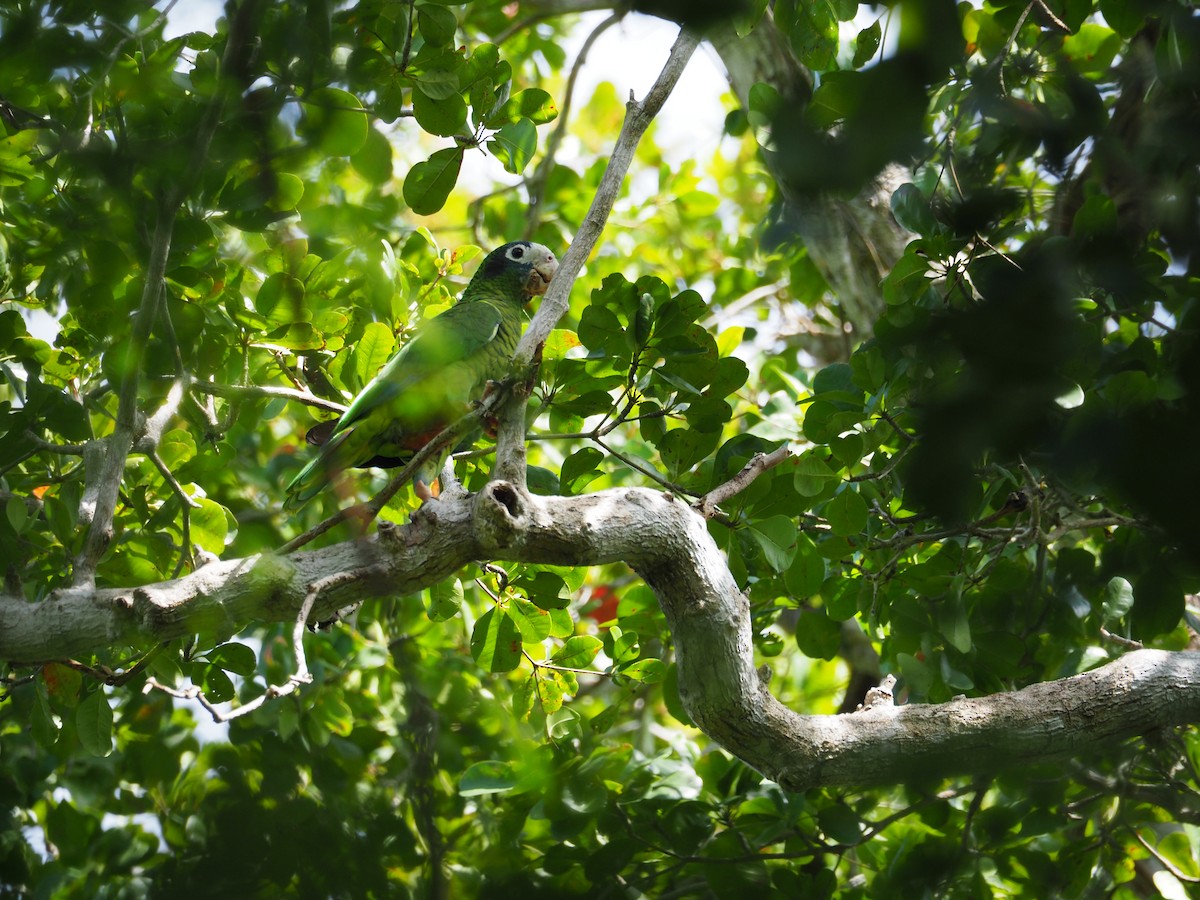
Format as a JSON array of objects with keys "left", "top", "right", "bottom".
[{"left": 283, "top": 240, "right": 558, "bottom": 510}]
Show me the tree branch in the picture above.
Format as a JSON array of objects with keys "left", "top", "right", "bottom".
[
  {"left": 192, "top": 379, "right": 348, "bottom": 416},
  {"left": 4, "top": 483, "right": 1197, "bottom": 791},
  {"left": 511, "top": 27, "right": 700, "bottom": 372},
  {"left": 696, "top": 446, "right": 793, "bottom": 519}
]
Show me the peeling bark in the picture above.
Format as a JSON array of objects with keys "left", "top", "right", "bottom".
[{"left": 4, "top": 483, "right": 1196, "bottom": 790}]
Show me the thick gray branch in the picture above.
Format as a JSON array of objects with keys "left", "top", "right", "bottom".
[{"left": 3, "top": 484, "right": 1196, "bottom": 791}]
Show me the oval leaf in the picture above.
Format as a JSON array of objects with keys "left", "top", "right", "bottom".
[
  {"left": 403, "top": 147, "right": 464, "bottom": 215},
  {"left": 76, "top": 689, "right": 114, "bottom": 757},
  {"left": 470, "top": 608, "right": 523, "bottom": 673},
  {"left": 551, "top": 635, "right": 602, "bottom": 669}
]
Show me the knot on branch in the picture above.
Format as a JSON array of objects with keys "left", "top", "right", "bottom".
[{"left": 474, "top": 481, "right": 528, "bottom": 553}]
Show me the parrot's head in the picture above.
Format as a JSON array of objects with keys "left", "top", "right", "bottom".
[{"left": 475, "top": 241, "right": 558, "bottom": 303}]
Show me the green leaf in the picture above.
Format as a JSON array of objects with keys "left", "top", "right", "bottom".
[
  {"left": 891, "top": 183, "right": 938, "bottom": 236},
  {"left": 818, "top": 803, "right": 862, "bottom": 843},
  {"left": 1062, "top": 23, "right": 1122, "bottom": 75},
  {"left": 794, "top": 451, "right": 839, "bottom": 497},
  {"left": 747, "top": 514, "right": 797, "bottom": 573},
  {"left": 551, "top": 635, "right": 602, "bottom": 669},
  {"left": 254, "top": 272, "right": 304, "bottom": 324},
  {"left": 403, "top": 147, "right": 464, "bottom": 215},
  {"left": 351, "top": 126, "right": 394, "bottom": 184},
  {"left": 513, "top": 676, "right": 536, "bottom": 720},
  {"left": 806, "top": 70, "right": 860, "bottom": 130},
  {"left": 539, "top": 669, "right": 566, "bottom": 713},
  {"left": 470, "top": 608, "right": 523, "bottom": 673},
  {"left": 509, "top": 596, "right": 552, "bottom": 643},
  {"left": 418, "top": 4, "right": 459, "bottom": 45},
  {"left": 76, "top": 689, "right": 114, "bottom": 757},
  {"left": 824, "top": 489, "right": 868, "bottom": 537},
  {"left": 486, "top": 88, "right": 558, "bottom": 127},
  {"left": 489, "top": 118, "right": 537, "bottom": 174},
  {"left": 199, "top": 665, "right": 234, "bottom": 703},
  {"left": 526, "top": 465, "right": 561, "bottom": 495},
  {"left": 795, "top": 609, "right": 842, "bottom": 660},
  {"left": 660, "top": 428, "right": 719, "bottom": 478},
  {"left": 881, "top": 251, "right": 930, "bottom": 306},
  {"left": 312, "top": 692, "right": 354, "bottom": 737},
  {"left": 160, "top": 428, "right": 197, "bottom": 469},
  {"left": 354, "top": 321, "right": 396, "bottom": 389},
  {"left": 31, "top": 683, "right": 59, "bottom": 749},
  {"left": 853, "top": 19, "right": 882, "bottom": 67},
  {"left": 898, "top": 652, "right": 934, "bottom": 697},
  {"left": 938, "top": 603, "right": 972, "bottom": 654},
  {"left": 412, "top": 48, "right": 466, "bottom": 100},
  {"left": 560, "top": 447, "right": 604, "bottom": 495},
  {"left": 802, "top": 399, "right": 862, "bottom": 444},
  {"left": 0, "top": 130, "right": 37, "bottom": 185},
  {"left": 427, "top": 577, "right": 464, "bottom": 622},
  {"left": 1071, "top": 193, "right": 1117, "bottom": 238},
  {"left": 683, "top": 396, "right": 732, "bottom": 434},
  {"left": 619, "top": 658, "right": 665, "bottom": 683},
  {"left": 459, "top": 760, "right": 518, "bottom": 796},
  {"left": 542, "top": 328, "right": 582, "bottom": 361},
  {"left": 747, "top": 81, "right": 782, "bottom": 136},
  {"left": 207, "top": 642, "right": 257, "bottom": 676},
  {"left": 1132, "top": 569, "right": 1183, "bottom": 640},
  {"left": 6, "top": 494, "right": 28, "bottom": 534},
  {"left": 1157, "top": 831, "right": 1200, "bottom": 880},
  {"left": 784, "top": 534, "right": 825, "bottom": 598},
  {"left": 190, "top": 498, "right": 230, "bottom": 554},
  {"left": 412, "top": 86, "right": 468, "bottom": 137},
  {"left": 608, "top": 628, "right": 640, "bottom": 664},
  {"left": 301, "top": 87, "right": 368, "bottom": 156},
  {"left": 577, "top": 304, "right": 625, "bottom": 356},
  {"left": 523, "top": 570, "right": 570, "bottom": 611},
  {"left": 633, "top": 292, "right": 655, "bottom": 348}
]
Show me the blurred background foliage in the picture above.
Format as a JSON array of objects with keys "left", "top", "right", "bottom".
[{"left": 2, "top": 0, "right": 1200, "bottom": 896}]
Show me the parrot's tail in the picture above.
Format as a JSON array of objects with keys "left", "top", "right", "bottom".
[{"left": 283, "top": 429, "right": 354, "bottom": 512}]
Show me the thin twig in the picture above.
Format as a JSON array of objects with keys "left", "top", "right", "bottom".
[
  {"left": 523, "top": 649, "right": 609, "bottom": 679},
  {"left": 1129, "top": 827, "right": 1200, "bottom": 883},
  {"left": 26, "top": 432, "right": 87, "bottom": 456},
  {"left": 53, "top": 643, "right": 167, "bottom": 687},
  {"left": 146, "top": 448, "right": 200, "bottom": 578},
  {"left": 511, "top": 28, "right": 700, "bottom": 372},
  {"left": 493, "top": 27, "right": 700, "bottom": 490},
  {"left": 192, "top": 379, "right": 348, "bottom": 415},
  {"left": 1099, "top": 628, "right": 1144, "bottom": 651},
  {"left": 592, "top": 435, "right": 698, "bottom": 497},
  {"left": 696, "top": 446, "right": 793, "bottom": 519},
  {"left": 145, "top": 566, "right": 383, "bottom": 722},
  {"left": 524, "top": 12, "right": 624, "bottom": 237}
]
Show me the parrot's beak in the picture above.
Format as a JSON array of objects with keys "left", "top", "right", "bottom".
[{"left": 523, "top": 247, "right": 559, "bottom": 297}]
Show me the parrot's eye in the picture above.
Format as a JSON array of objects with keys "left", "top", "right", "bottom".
[{"left": 508, "top": 245, "right": 525, "bottom": 260}]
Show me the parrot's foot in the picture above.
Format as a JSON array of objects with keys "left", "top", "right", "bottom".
[{"left": 414, "top": 478, "right": 440, "bottom": 502}]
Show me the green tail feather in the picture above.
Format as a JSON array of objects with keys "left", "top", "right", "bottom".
[{"left": 283, "top": 430, "right": 354, "bottom": 512}]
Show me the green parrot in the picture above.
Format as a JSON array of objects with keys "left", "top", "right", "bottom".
[{"left": 284, "top": 240, "right": 558, "bottom": 510}]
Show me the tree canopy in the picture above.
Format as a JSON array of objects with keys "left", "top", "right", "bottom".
[{"left": 2, "top": 0, "right": 1200, "bottom": 896}]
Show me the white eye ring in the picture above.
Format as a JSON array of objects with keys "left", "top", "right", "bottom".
[{"left": 507, "top": 245, "right": 526, "bottom": 260}]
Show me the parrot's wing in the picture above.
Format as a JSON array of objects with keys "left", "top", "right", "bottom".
[{"left": 334, "top": 302, "right": 504, "bottom": 435}]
